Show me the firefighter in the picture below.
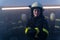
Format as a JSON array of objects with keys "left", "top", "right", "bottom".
[{"left": 25, "top": 2, "right": 49, "bottom": 40}]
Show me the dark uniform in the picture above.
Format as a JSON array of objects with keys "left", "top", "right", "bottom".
[
  {"left": 25, "top": 15, "right": 49, "bottom": 40},
  {"left": 25, "top": 2, "right": 49, "bottom": 40}
]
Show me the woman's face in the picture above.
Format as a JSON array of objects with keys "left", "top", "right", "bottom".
[{"left": 33, "top": 8, "right": 41, "bottom": 17}]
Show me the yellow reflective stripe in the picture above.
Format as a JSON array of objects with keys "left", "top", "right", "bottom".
[
  {"left": 25, "top": 27, "right": 31, "bottom": 34},
  {"left": 43, "top": 28, "right": 49, "bottom": 34},
  {"left": 34, "top": 27, "right": 40, "bottom": 38},
  {"left": 34, "top": 27, "right": 40, "bottom": 34}
]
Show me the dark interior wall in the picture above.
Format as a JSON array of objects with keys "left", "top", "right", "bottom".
[{"left": 0, "top": 8, "right": 60, "bottom": 40}]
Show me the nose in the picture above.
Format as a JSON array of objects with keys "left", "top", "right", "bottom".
[{"left": 35, "top": 10, "right": 38, "bottom": 14}]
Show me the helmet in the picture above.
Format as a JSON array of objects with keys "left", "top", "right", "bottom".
[
  {"left": 30, "top": 2, "right": 44, "bottom": 16},
  {"left": 31, "top": 2, "right": 42, "bottom": 8}
]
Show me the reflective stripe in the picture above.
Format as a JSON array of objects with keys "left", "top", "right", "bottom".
[
  {"left": 34, "top": 27, "right": 39, "bottom": 34},
  {"left": 43, "top": 28, "right": 49, "bottom": 34},
  {"left": 25, "top": 27, "right": 31, "bottom": 34},
  {"left": 34, "top": 27, "right": 39, "bottom": 38}
]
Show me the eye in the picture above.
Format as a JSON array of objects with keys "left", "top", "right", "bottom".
[
  {"left": 33, "top": 9, "right": 40, "bottom": 12},
  {"left": 34, "top": 9, "right": 37, "bottom": 12},
  {"left": 37, "top": 9, "right": 40, "bottom": 12}
]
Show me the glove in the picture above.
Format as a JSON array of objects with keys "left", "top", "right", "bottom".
[
  {"left": 25, "top": 27, "right": 31, "bottom": 34},
  {"left": 34, "top": 27, "right": 40, "bottom": 38}
]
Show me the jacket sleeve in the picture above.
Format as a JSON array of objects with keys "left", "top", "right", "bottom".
[
  {"left": 42, "top": 19, "right": 49, "bottom": 35},
  {"left": 25, "top": 20, "right": 31, "bottom": 34},
  {"left": 41, "top": 19, "right": 49, "bottom": 40}
]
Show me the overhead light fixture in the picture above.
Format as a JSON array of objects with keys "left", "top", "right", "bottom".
[
  {"left": 2, "top": 7, "right": 30, "bottom": 10},
  {"left": 2, "top": 6, "right": 60, "bottom": 10},
  {"left": 44, "top": 6, "right": 60, "bottom": 9}
]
